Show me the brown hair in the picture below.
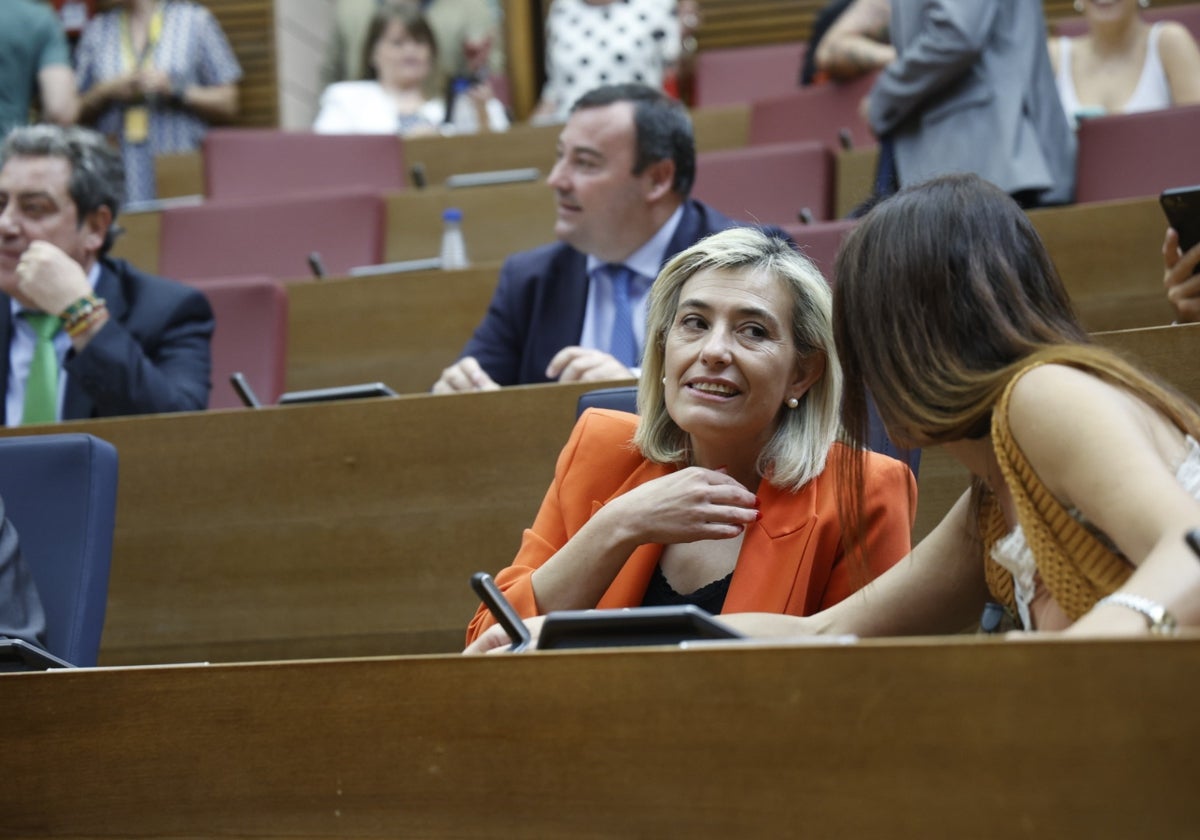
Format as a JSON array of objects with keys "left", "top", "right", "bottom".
[
  {"left": 361, "top": 2, "right": 438, "bottom": 82},
  {"left": 832, "top": 173, "right": 1200, "bottom": 537}
]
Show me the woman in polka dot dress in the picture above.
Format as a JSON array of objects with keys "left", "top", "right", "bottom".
[{"left": 533, "top": 0, "right": 682, "bottom": 123}]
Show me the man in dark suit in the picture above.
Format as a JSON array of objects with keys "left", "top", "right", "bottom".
[
  {"left": 432, "top": 83, "right": 743, "bottom": 392},
  {"left": 0, "top": 125, "right": 213, "bottom": 424},
  {"left": 0, "top": 494, "right": 45, "bottom": 650}
]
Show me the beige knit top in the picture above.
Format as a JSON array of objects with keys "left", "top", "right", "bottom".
[{"left": 980, "top": 361, "right": 1137, "bottom": 624}]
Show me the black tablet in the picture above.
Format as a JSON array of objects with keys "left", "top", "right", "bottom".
[
  {"left": 538, "top": 605, "right": 743, "bottom": 650},
  {"left": 278, "top": 382, "right": 398, "bottom": 405},
  {"left": 0, "top": 639, "right": 74, "bottom": 673}
]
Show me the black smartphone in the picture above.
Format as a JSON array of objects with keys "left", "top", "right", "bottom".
[
  {"left": 1186, "top": 528, "right": 1200, "bottom": 562},
  {"left": 1160, "top": 185, "right": 1200, "bottom": 275},
  {"left": 469, "top": 572, "right": 531, "bottom": 652}
]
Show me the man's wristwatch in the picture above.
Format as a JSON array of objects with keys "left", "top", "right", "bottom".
[{"left": 1095, "top": 592, "right": 1178, "bottom": 635}]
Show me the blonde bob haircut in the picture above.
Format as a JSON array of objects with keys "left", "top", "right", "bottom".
[{"left": 632, "top": 226, "right": 842, "bottom": 491}]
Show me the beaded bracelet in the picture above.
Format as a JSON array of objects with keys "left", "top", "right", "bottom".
[
  {"left": 66, "top": 301, "right": 107, "bottom": 338},
  {"left": 59, "top": 295, "right": 107, "bottom": 338}
]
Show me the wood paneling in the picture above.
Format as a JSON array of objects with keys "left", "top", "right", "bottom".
[
  {"left": 4, "top": 637, "right": 1200, "bottom": 837},
  {"left": 285, "top": 265, "right": 505, "bottom": 394},
  {"left": 0, "top": 381, "right": 634, "bottom": 664},
  {"left": 1030, "top": 196, "right": 1176, "bottom": 332}
]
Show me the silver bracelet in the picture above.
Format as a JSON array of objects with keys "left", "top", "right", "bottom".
[{"left": 1095, "top": 592, "right": 1178, "bottom": 636}]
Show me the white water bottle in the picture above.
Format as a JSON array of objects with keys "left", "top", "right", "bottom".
[{"left": 440, "top": 207, "right": 470, "bottom": 270}]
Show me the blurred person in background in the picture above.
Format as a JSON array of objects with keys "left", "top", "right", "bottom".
[
  {"left": 0, "top": 0, "right": 79, "bottom": 137},
  {"left": 532, "top": 0, "right": 683, "bottom": 124},
  {"left": 321, "top": 0, "right": 504, "bottom": 97},
  {"left": 74, "top": 0, "right": 242, "bottom": 204},
  {"left": 1049, "top": 0, "right": 1200, "bottom": 129},
  {"left": 314, "top": 3, "right": 508, "bottom": 136}
]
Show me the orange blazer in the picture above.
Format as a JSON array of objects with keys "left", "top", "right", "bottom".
[{"left": 466, "top": 409, "right": 917, "bottom": 644}]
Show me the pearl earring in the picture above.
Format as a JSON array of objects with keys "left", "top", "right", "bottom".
[
  {"left": 786, "top": 397, "right": 799, "bottom": 409},
  {"left": 1139, "top": 0, "right": 1149, "bottom": 8},
  {"left": 661, "top": 377, "right": 667, "bottom": 385},
  {"left": 1073, "top": 0, "right": 1084, "bottom": 11}
]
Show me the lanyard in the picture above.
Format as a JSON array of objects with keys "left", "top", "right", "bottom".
[
  {"left": 119, "top": 4, "right": 165, "bottom": 72},
  {"left": 119, "top": 4, "right": 166, "bottom": 145}
]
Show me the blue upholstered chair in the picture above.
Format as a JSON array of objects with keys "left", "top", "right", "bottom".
[
  {"left": 576, "top": 386, "right": 921, "bottom": 478},
  {"left": 0, "top": 433, "right": 118, "bottom": 666}
]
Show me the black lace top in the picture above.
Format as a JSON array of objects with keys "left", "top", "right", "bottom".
[{"left": 640, "top": 563, "right": 733, "bottom": 614}]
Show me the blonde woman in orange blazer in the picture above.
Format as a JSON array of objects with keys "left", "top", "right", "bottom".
[{"left": 465, "top": 228, "right": 917, "bottom": 649}]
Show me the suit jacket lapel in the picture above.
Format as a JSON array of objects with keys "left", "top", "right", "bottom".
[
  {"left": 723, "top": 480, "right": 820, "bottom": 615},
  {"left": 527, "top": 247, "right": 589, "bottom": 383},
  {"left": 557, "top": 247, "right": 589, "bottom": 343},
  {"left": 662, "top": 201, "right": 702, "bottom": 268},
  {"left": 592, "top": 459, "right": 827, "bottom": 614},
  {"left": 0, "top": 300, "right": 12, "bottom": 426}
]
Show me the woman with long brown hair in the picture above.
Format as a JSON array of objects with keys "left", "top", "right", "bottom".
[{"left": 728, "top": 173, "right": 1200, "bottom": 638}]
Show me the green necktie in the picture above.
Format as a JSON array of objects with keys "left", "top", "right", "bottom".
[{"left": 20, "top": 312, "right": 62, "bottom": 425}]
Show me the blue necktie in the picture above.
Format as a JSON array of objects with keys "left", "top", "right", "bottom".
[{"left": 607, "top": 264, "right": 638, "bottom": 368}]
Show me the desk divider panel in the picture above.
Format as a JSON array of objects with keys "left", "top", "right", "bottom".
[{"left": 285, "top": 264, "right": 503, "bottom": 394}]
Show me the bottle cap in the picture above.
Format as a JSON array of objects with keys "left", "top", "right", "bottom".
[{"left": 442, "top": 207, "right": 463, "bottom": 222}]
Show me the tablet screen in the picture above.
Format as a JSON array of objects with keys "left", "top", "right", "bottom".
[
  {"left": 538, "top": 605, "right": 743, "bottom": 650},
  {"left": 0, "top": 639, "right": 74, "bottom": 672},
  {"left": 278, "top": 383, "right": 398, "bottom": 405}
]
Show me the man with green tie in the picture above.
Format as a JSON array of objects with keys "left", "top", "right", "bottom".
[{"left": 0, "top": 125, "right": 213, "bottom": 425}]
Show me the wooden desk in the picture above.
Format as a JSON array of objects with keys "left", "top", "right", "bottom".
[
  {"left": 913, "top": 323, "right": 1200, "bottom": 541},
  {"left": 285, "top": 265, "right": 502, "bottom": 394},
  {"left": 0, "top": 383, "right": 638, "bottom": 665},
  {"left": 3, "top": 636, "right": 1198, "bottom": 837}
]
